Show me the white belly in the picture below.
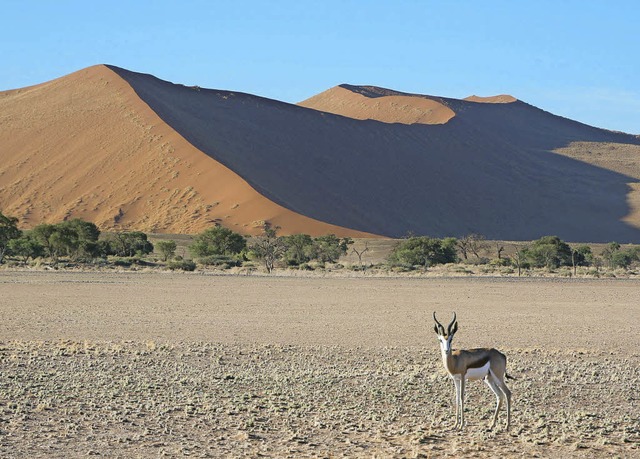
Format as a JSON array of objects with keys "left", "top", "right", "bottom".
[{"left": 464, "top": 361, "right": 491, "bottom": 380}]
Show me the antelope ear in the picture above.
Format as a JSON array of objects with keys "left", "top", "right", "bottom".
[
  {"left": 451, "top": 322, "right": 458, "bottom": 335},
  {"left": 433, "top": 324, "right": 439, "bottom": 334}
]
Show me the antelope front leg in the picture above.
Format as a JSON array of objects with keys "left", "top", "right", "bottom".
[
  {"left": 459, "top": 376, "right": 466, "bottom": 430},
  {"left": 452, "top": 378, "right": 461, "bottom": 430}
]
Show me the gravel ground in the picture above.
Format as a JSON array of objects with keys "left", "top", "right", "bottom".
[{"left": 1, "top": 271, "right": 639, "bottom": 458}]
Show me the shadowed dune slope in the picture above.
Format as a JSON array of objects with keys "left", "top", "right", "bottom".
[
  {"left": 0, "top": 66, "right": 374, "bottom": 236},
  {"left": 111, "top": 66, "right": 640, "bottom": 242}
]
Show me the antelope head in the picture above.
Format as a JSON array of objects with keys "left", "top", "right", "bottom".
[{"left": 433, "top": 311, "right": 458, "bottom": 353}]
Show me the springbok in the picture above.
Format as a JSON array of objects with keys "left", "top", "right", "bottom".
[{"left": 433, "top": 312, "right": 513, "bottom": 430}]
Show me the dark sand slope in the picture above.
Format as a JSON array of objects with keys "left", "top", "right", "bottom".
[{"left": 111, "top": 66, "right": 640, "bottom": 242}]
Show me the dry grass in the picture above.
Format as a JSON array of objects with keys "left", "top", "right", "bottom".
[{"left": 1, "top": 272, "right": 639, "bottom": 458}]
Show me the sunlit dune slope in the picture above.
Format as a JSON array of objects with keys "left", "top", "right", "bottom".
[
  {"left": 111, "top": 66, "right": 640, "bottom": 242},
  {"left": 0, "top": 66, "right": 375, "bottom": 236},
  {"left": 464, "top": 94, "right": 517, "bottom": 103},
  {"left": 298, "top": 85, "right": 455, "bottom": 125}
]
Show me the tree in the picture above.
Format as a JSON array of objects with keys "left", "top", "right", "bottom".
[
  {"left": 57, "top": 219, "right": 101, "bottom": 261},
  {"left": 351, "top": 242, "right": 370, "bottom": 270},
  {"left": 312, "top": 235, "right": 353, "bottom": 263},
  {"left": 282, "top": 233, "right": 314, "bottom": 266},
  {"left": 156, "top": 240, "right": 177, "bottom": 262},
  {"left": 29, "top": 220, "right": 101, "bottom": 261},
  {"left": 512, "top": 245, "right": 528, "bottom": 277},
  {"left": 109, "top": 231, "right": 154, "bottom": 257},
  {"left": 189, "top": 226, "right": 246, "bottom": 258},
  {"left": 249, "top": 225, "right": 286, "bottom": 273},
  {"left": 603, "top": 244, "right": 640, "bottom": 270},
  {"left": 457, "top": 234, "right": 488, "bottom": 260},
  {"left": 0, "top": 211, "right": 22, "bottom": 263},
  {"left": 524, "top": 236, "right": 572, "bottom": 269},
  {"left": 602, "top": 242, "right": 621, "bottom": 269},
  {"left": 388, "top": 236, "right": 458, "bottom": 268},
  {"left": 570, "top": 245, "right": 593, "bottom": 275},
  {"left": 8, "top": 234, "right": 44, "bottom": 264}
]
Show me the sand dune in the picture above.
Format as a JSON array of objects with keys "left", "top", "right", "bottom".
[
  {"left": 2, "top": 66, "right": 640, "bottom": 241},
  {"left": 0, "top": 66, "right": 373, "bottom": 236},
  {"left": 298, "top": 85, "right": 455, "bottom": 125},
  {"left": 112, "top": 67, "right": 640, "bottom": 242},
  {"left": 464, "top": 94, "right": 517, "bottom": 103}
]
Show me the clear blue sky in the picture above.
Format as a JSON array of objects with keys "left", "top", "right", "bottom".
[{"left": 2, "top": 1, "right": 639, "bottom": 134}]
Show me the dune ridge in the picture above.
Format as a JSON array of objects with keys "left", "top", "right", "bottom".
[
  {"left": 464, "top": 94, "right": 517, "bottom": 103},
  {"left": 298, "top": 85, "right": 456, "bottom": 125}
]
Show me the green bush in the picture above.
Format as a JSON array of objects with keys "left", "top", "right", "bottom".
[
  {"left": 522, "top": 236, "right": 572, "bottom": 269},
  {"left": 196, "top": 255, "right": 242, "bottom": 269},
  {"left": 106, "top": 231, "right": 153, "bottom": 257},
  {"left": 311, "top": 235, "right": 353, "bottom": 263},
  {"left": 156, "top": 240, "right": 177, "bottom": 261},
  {"left": 8, "top": 234, "right": 44, "bottom": 264},
  {"left": 0, "top": 211, "right": 22, "bottom": 264},
  {"left": 167, "top": 259, "right": 196, "bottom": 271},
  {"left": 489, "top": 257, "right": 511, "bottom": 267},
  {"left": 190, "top": 226, "right": 246, "bottom": 258},
  {"left": 282, "top": 234, "right": 315, "bottom": 266},
  {"left": 388, "top": 236, "right": 458, "bottom": 269}
]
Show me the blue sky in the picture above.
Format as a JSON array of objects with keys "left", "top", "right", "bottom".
[{"left": 2, "top": 1, "right": 639, "bottom": 133}]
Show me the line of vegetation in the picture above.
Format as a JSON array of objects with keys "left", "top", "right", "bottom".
[{"left": 1, "top": 211, "right": 640, "bottom": 276}]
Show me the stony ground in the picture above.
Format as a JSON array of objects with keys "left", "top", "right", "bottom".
[{"left": 1, "top": 271, "right": 639, "bottom": 458}]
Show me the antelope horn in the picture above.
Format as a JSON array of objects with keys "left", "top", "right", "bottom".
[
  {"left": 447, "top": 312, "right": 457, "bottom": 335},
  {"left": 433, "top": 311, "right": 445, "bottom": 334}
]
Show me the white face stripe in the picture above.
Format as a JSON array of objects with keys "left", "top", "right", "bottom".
[{"left": 438, "top": 335, "right": 453, "bottom": 352}]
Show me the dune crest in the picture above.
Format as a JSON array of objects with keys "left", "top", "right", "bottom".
[
  {"left": 298, "top": 85, "right": 455, "bottom": 125},
  {"left": 464, "top": 94, "right": 517, "bottom": 103}
]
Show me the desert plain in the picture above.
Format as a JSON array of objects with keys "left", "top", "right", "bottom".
[{"left": 0, "top": 271, "right": 639, "bottom": 458}]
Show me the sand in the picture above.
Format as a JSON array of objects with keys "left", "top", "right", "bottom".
[
  {"left": 0, "top": 66, "right": 371, "bottom": 237},
  {"left": 298, "top": 85, "right": 456, "bottom": 125},
  {"left": 464, "top": 95, "right": 517, "bottom": 104},
  {"left": 1, "top": 271, "right": 638, "bottom": 457},
  {"left": 3, "top": 66, "right": 640, "bottom": 241}
]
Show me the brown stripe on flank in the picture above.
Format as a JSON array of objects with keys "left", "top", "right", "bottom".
[{"left": 467, "top": 355, "right": 491, "bottom": 369}]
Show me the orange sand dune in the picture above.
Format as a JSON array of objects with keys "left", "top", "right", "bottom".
[
  {"left": 0, "top": 66, "right": 374, "bottom": 236},
  {"left": 298, "top": 85, "right": 455, "bottom": 125},
  {"left": 3, "top": 66, "right": 640, "bottom": 242},
  {"left": 464, "top": 94, "right": 517, "bottom": 103}
]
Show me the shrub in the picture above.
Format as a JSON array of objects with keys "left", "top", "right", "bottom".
[
  {"left": 248, "top": 225, "right": 286, "bottom": 273},
  {"left": 8, "top": 234, "right": 44, "bottom": 264},
  {"left": 29, "top": 219, "right": 101, "bottom": 262},
  {"left": 156, "top": 240, "right": 177, "bottom": 261},
  {"left": 0, "top": 211, "right": 22, "bottom": 263},
  {"left": 311, "top": 235, "right": 353, "bottom": 263},
  {"left": 489, "top": 257, "right": 511, "bottom": 267},
  {"left": 282, "top": 234, "right": 315, "bottom": 266},
  {"left": 196, "top": 255, "right": 242, "bottom": 269},
  {"left": 190, "top": 226, "right": 246, "bottom": 258},
  {"left": 107, "top": 231, "right": 153, "bottom": 257},
  {"left": 167, "top": 259, "right": 196, "bottom": 271},
  {"left": 602, "top": 243, "right": 639, "bottom": 269},
  {"left": 388, "top": 236, "right": 458, "bottom": 269},
  {"left": 523, "top": 236, "right": 572, "bottom": 269}
]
